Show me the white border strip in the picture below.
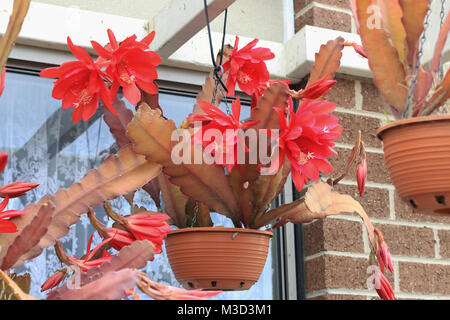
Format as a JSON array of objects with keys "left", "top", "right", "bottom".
[{"left": 0, "top": 1, "right": 372, "bottom": 82}]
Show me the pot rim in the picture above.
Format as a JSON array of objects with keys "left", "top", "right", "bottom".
[
  {"left": 376, "top": 114, "right": 450, "bottom": 141},
  {"left": 167, "top": 227, "right": 273, "bottom": 238}
]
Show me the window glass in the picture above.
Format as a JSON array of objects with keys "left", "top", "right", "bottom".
[{"left": 0, "top": 70, "right": 277, "bottom": 299}]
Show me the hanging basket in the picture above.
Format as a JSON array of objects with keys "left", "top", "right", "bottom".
[
  {"left": 165, "top": 227, "right": 273, "bottom": 291},
  {"left": 377, "top": 115, "right": 450, "bottom": 215}
]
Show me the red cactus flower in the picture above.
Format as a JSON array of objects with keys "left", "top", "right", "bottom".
[
  {"left": 187, "top": 98, "right": 259, "bottom": 172},
  {"left": 105, "top": 228, "right": 136, "bottom": 251},
  {"left": 88, "top": 207, "right": 135, "bottom": 251},
  {"left": 344, "top": 41, "right": 368, "bottom": 58},
  {"left": 0, "top": 152, "right": 39, "bottom": 198},
  {"left": 88, "top": 206, "right": 170, "bottom": 257},
  {"left": 267, "top": 99, "right": 342, "bottom": 191},
  {"left": 124, "top": 212, "right": 171, "bottom": 254},
  {"left": 41, "top": 269, "right": 68, "bottom": 292},
  {"left": 40, "top": 37, "right": 117, "bottom": 123},
  {"left": 91, "top": 29, "right": 161, "bottom": 105},
  {"left": 376, "top": 272, "right": 395, "bottom": 300},
  {"left": 356, "top": 156, "right": 367, "bottom": 197},
  {"left": 69, "top": 234, "right": 115, "bottom": 272},
  {"left": 222, "top": 36, "right": 275, "bottom": 97},
  {"left": 0, "top": 152, "right": 8, "bottom": 173},
  {"left": 374, "top": 230, "right": 394, "bottom": 274},
  {"left": 0, "top": 181, "right": 40, "bottom": 198},
  {"left": 291, "top": 76, "right": 336, "bottom": 100},
  {"left": 377, "top": 241, "right": 394, "bottom": 274},
  {"left": 0, "top": 197, "right": 26, "bottom": 233},
  {"left": 0, "top": 68, "right": 6, "bottom": 97}
]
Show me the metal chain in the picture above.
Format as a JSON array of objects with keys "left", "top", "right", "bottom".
[
  {"left": 204, "top": 0, "right": 229, "bottom": 108},
  {"left": 190, "top": 202, "right": 199, "bottom": 227},
  {"left": 403, "top": 0, "right": 433, "bottom": 118}
]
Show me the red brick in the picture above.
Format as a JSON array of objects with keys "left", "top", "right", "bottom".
[
  {"left": 334, "top": 112, "right": 382, "bottom": 148},
  {"left": 294, "top": 0, "right": 351, "bottom": 12},
  {"left": 333, "top": 184, "right": 390, "bottom": 219},
  {"left": 374, "top": 223, "right": 435, "bottom": 258},
  {"left": 306, "top": 255, "right": 370, "bottom": 291},
  {"left": 399, "top": 262, "right": 450, "bottom": 295},
  {"left": 361, "top": 81, "right": 389, "bottom": 114},
  {"left": 295, "top": 6, "right": 351, "bottom": 33},
  {"left": 438, "top": 230, "right": 450, "bottom": 259},
  {"left": 304, "top": 219, "right": 364, "bottom": 256},
  {"left": 324, "top": 77, "right": 355, "bottom": 109}
]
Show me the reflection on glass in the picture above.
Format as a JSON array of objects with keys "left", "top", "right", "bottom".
[{"left": 0, "top": 71, "right": 276, "bottom": 300}]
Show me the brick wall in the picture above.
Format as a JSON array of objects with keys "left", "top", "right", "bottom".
[{"left": 294, "top": 1, "right": 450, "bottom": 300}]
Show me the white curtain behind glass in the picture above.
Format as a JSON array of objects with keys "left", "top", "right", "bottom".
[{"left": 0, "top": 71, "right": 274, "bottom": 300}]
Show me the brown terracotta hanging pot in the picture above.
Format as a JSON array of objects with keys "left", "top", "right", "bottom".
[
  {"left": 377, "top": 115, "right": 450, "bottom": 215},
  {"left": 165, "top": 227, "right": 273, "bottom": 291}
]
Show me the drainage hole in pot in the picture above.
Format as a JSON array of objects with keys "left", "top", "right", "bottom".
[
  {"left": 188, "top": 282, "right": 194, "bottom": 288},
  {"left": 435, "top": 195, "right": 446, "bottom": 205},
  {"left": 211, "top": 281, "right": 217, "bottom": 287},
  {"left": 240, "top": 282, "right": 245, "bottom": 288},
  {"left": 409, "top": 199, "right": 418, "bottom": 209}
]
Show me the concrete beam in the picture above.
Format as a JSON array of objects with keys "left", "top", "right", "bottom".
[
  {"left": 149, "top": 0, "right": 236, "bottom": 58},
  {"left": 0, "top": 0, "right": 148, "bottom": 52}
]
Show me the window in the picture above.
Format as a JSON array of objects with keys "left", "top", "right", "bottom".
[{"left": 0, "top": 67, "right": 298, "bottom": 300}]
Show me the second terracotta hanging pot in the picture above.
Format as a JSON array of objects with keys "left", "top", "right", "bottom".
[
  {"left": 165, "top": 227, "right": 273, "bottom": 291},
  {"left": 377, "top": 114, "right": 450, "bottom": 215}
]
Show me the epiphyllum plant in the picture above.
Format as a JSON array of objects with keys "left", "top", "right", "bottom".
[
  {"left": 348, "top": 0, "right": 450, "bottom": 118},
  {"left": 122, "top": 34, "right": 393, "bottom": 298},
  {"left": 348, "top": 0, "right": 450, "bottom": 214},
  {"left": 0, "top": 0, "right": 394, "bottom": 300}
]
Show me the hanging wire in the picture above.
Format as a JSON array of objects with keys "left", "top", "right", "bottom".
[
  {"left": 203, "top": 0, "right": 229, "bottom": 110},
  {"left": 403, "top": 0, "right": 434, "bottom": 118}
]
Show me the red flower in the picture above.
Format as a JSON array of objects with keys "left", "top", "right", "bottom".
[
  {"left": 0, "top": 67, "right": 6, "bottom": 97},
  {"left": 291, "top": 76, "right": 336, "bottom": 100},
  {"left": 41, "top": 269, "right": 68, "bottom": 292},
  {"left": 0, "top": 197, "right": 26, "bottom": 233},
  {"left": 40, "top": 37, "right": 117, "bottom": 123},
  {"left": 356, "top": 151, "right": 367, "bottom": 197},
  {"left": 124, "top": 212, "right": 171, "bottom": 254},
  {"left": 376, "top": 272, "right": 395, "bottom": 300},
  {"left": 0, "top": 152, "right": 35, "bottom": 233},
  {"left": 88, "top": 207, "right": 170, "bottom": 256},
  {"left": 0, "top": 152, "right": 8, "bottom": 173},
  {"left": 375, "top": 237, "right": 394, "bottom": 275},
  {"left": 91, "top": 29, "right": 161, "bottom": 105},
  {"left": 88, "top": 208, "right": 135, "bottom": 251},
  {"left": 0, "top": 152, "right": 39, "bottom": 198},
  {"left": 344, "top": 41, "right": 368, "bottom": 58},
  {"left": 69, "top": 234, "right": 114, "bottom": 272},
  {"left": 187, "top": 98, "right": 259, "bottom": 172},
  {"left": 267, "top": 99, "right": 342, "bottom": 191},
  {"left": 105, "top": 228, "right": 136, "bottom": 251},
  {"left": 0, "top": 181, "right": 39, "bottom": 198},
  {"left": 222, "top": 36, "right": 275, "bottom": 97}
]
